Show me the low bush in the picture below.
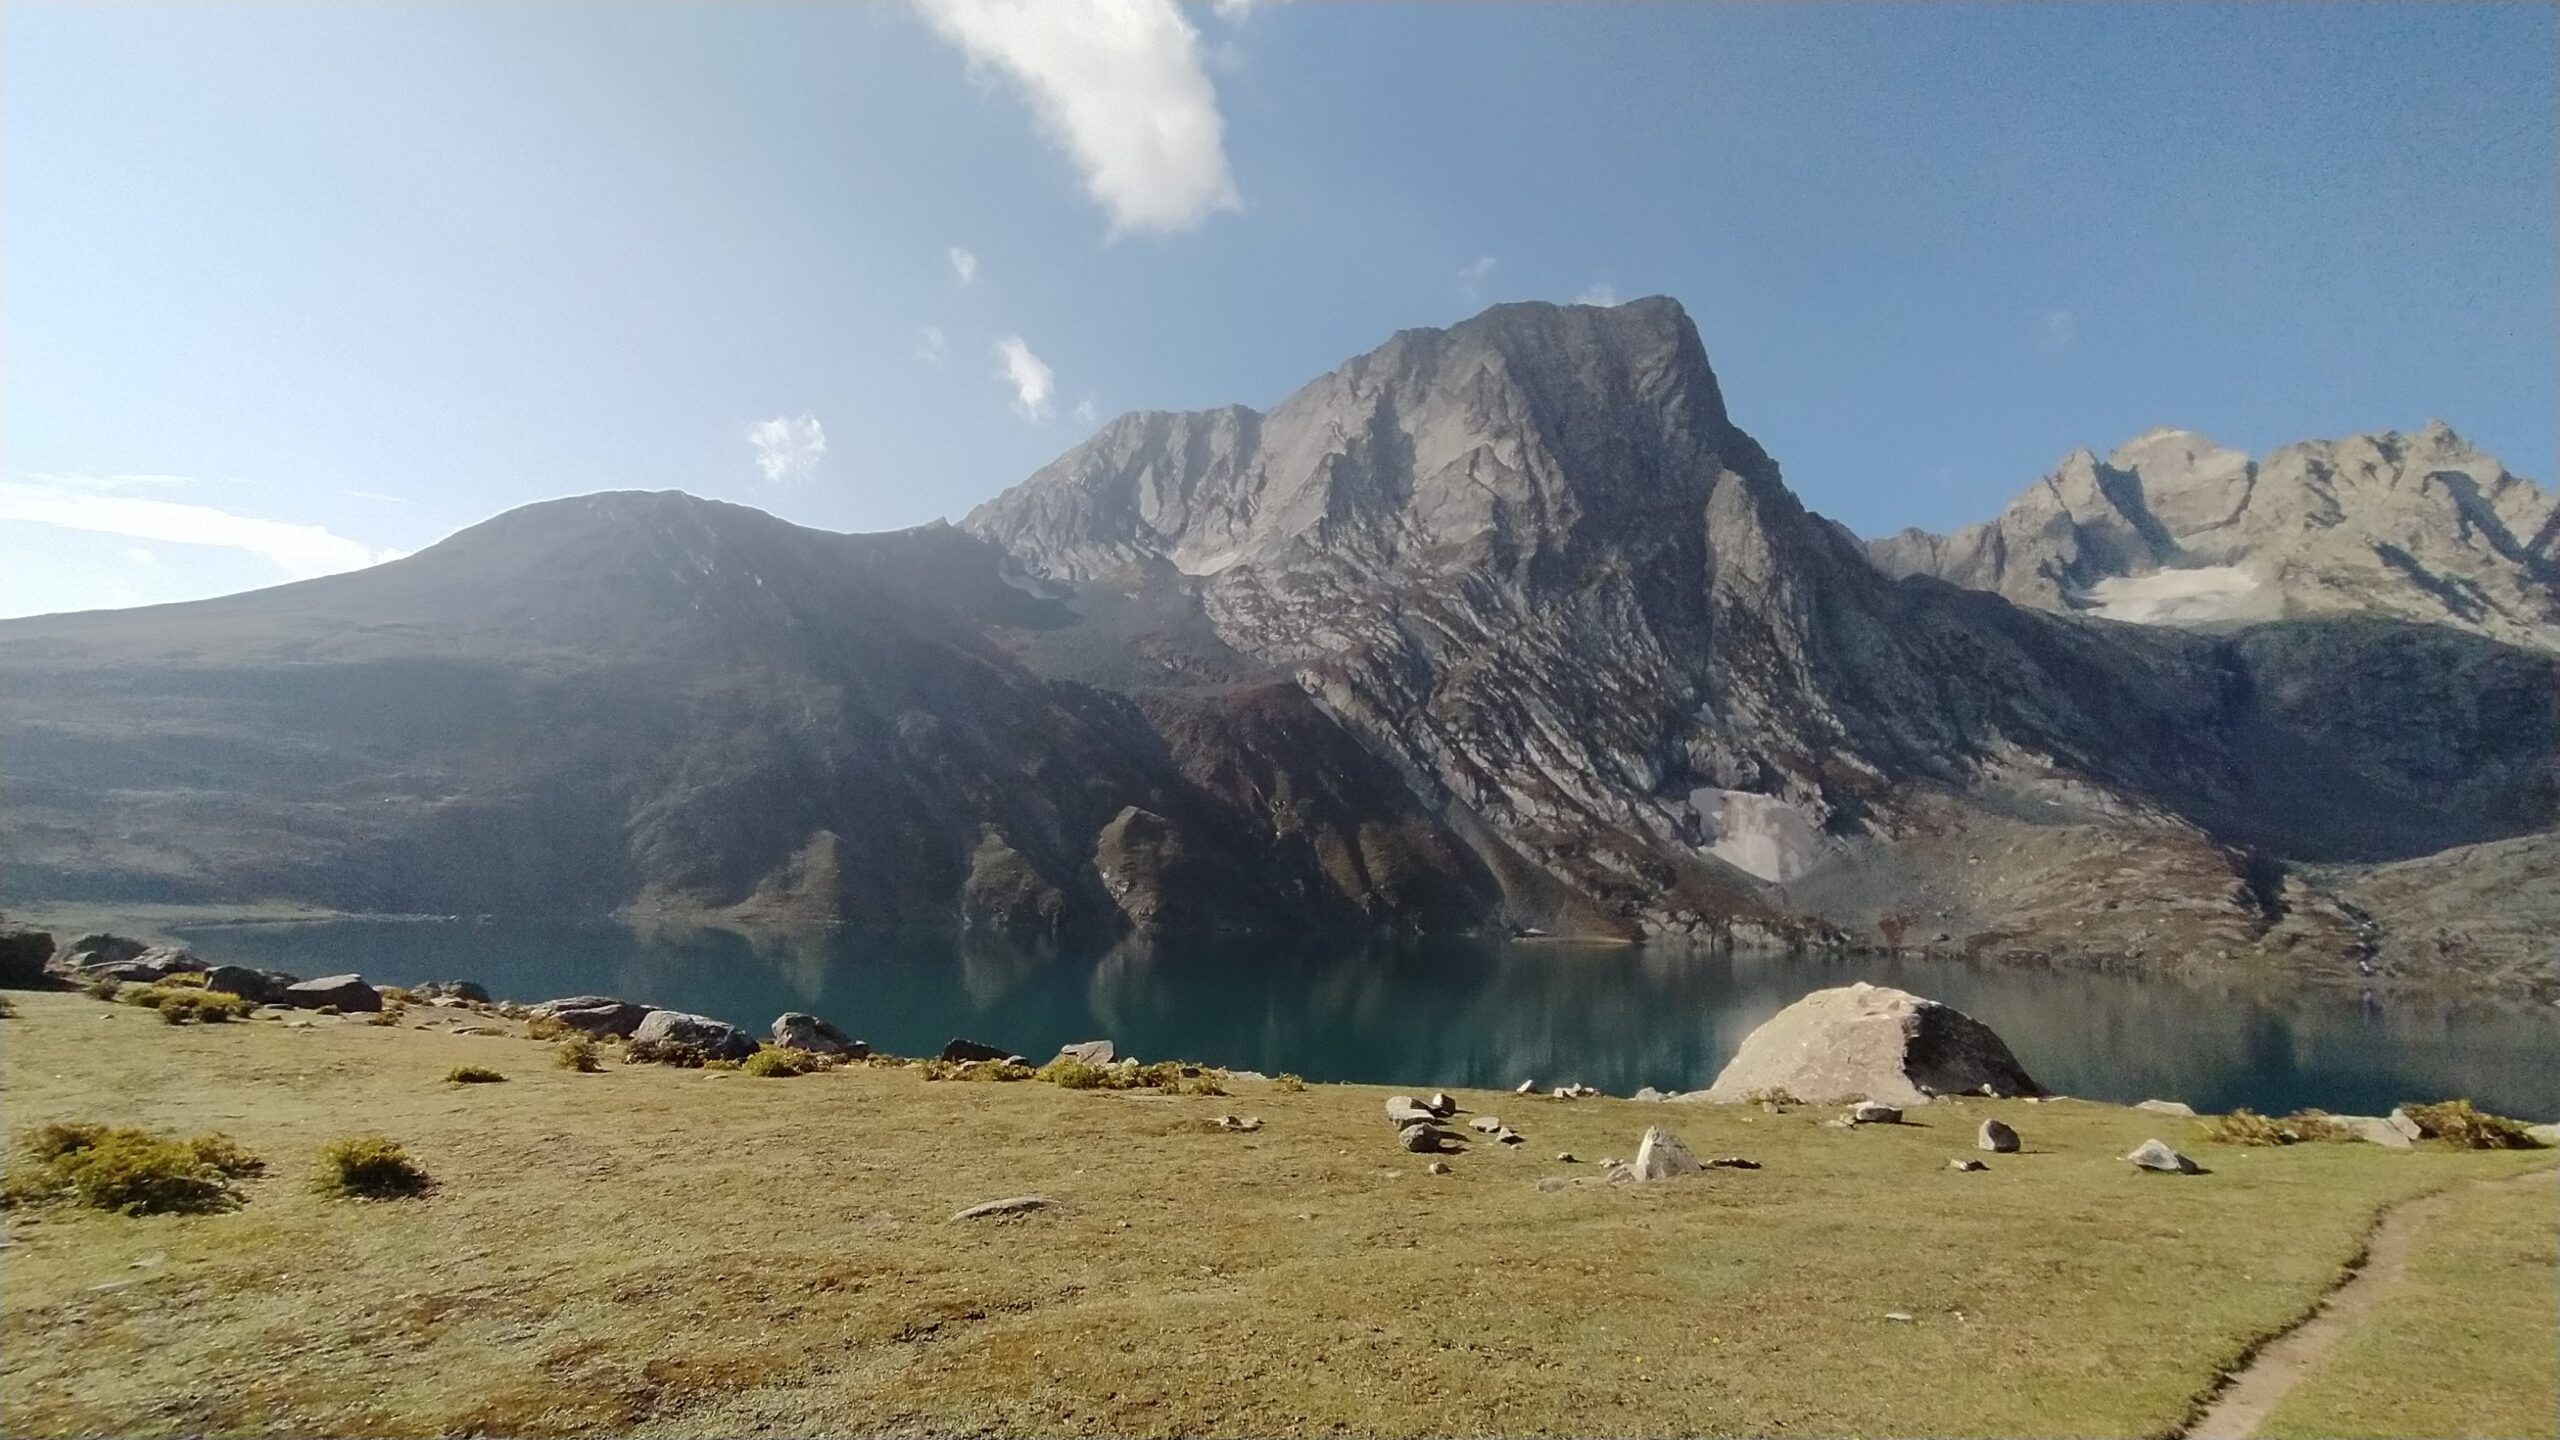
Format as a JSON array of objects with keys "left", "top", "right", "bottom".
[
  {"left": 1036, "top": 1058, "right": 1109, "bottom": 1089},
  {"left": 122, "top": 985, "right": 254, "bottom": 1025},
  {"left": 1184, "top": 1075, "right": 1227, "bottom": 1097},
  {"left": 2397, "top": 1099, "right": 2542, "bottom": 1151},
  {"left": 1030, "top": 1058, "right": 1192, "bottom": 1091},
  {"left": 83, "top": 975, "right": 124, "bottom": 1001},
  {"left": 554, "top": 1037, "right": 603, "bottom": 1072},
  {"left": 1742, "top": 1086, "right": 1801, "bottom": 1107},
  {"left": 920, "top": 1058, "right": 1035, "bottom": 1082},
  {"left": 378, "top": 986, "right": 415, "bottom": 1004},
  {"left": 0, "top": 996, "right": 15, "bottom": 1019},
  {"left": 313, "top": 1136, "right": 431, "bottom": 1199},
  {"left": 524, "top": 1014, "right": 570, "bottom": 1042},
  {"left": 626, "top": 1038, "right": 707, "bottom": 1068},
  {"left": 1274, "top": 1073, "right": 1306, "bottom": 1093},
  {"left": 5, "top": 1123, "right": 251, "bottom": 1215},
  {"left": 2202, "top": 1108, "right": 2350, "bottom": 1146},
  {"left": 740, "top": 1047, "right": 834, "bottom": 1078},
  {"left": 157, "top": 971, "right": 209, "bottom": 989},
  {"left": 364, "top": 1002, "right": 409, "bottom": 1027},
  {"left": 444, "top": 1065, "right": 507, "bottom": 1085}
]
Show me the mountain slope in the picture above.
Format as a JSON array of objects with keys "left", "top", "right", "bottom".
[
  {"left": 5, "top": 300, "right": 2554, "bottom": 987},
  {"left": 1868, "top": 423, "right": 2560, "bottom": 652}
]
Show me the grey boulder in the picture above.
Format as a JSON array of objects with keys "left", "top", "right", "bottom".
[
  {"left": 284, "top": 974, "right": 382, "bottom": 1012},
  {"left": 1977, "top": 1119, "right": 2020, "bottom": 1153},
  {"left": 2126, "top": 1138, "right": 2201, "bottom": 1174},
  {"left": 634, "top": 1009, "right": 759, "bottom": 1062},
  {"left": 1468, "top": 1115, "right": 1505, "bottom": 1135},
  {"left": 1950, "top": 1158, "right": 1988, "bottom": 1172},
  {"left": 773, "top": 1012, "right": 866, "bottom": 1057},
  {"left": 53, "top": 933, "right": 147, "bottom": 971},
  {"left": 85, "top": 945, "right": 209, "bottom": 985},
  {"left": 1631, "top": 1126, "right": 1703, "bottom": 1181},
  {"left": 1054, "top": 1039, "right": 1115, "bottom": 1067},
  {"left": 2333, "top": 1115, "right": 2415, "bottom": 1150},
  {"left": 2135, "top": 1098, "right": 2196, "bottom": 1117},
  {"left": 203, "top": 965, "right": 299, "bottom": 1005},
  {"left": 1398, "top": 1122, "right": 1451, "bottom": 1154},
  {"left": 0, "top": 926, "right": 54, "bottom": 989},
  {"left": 1385, "top": 1095, "right": 1439, "bottom": 1126},
  {"left": 1848, "top": 1101, "right": 1903, "bottom": 1126},
  {"left": 532, "top": 995, "right": 655, "bottom": 1038},
  {"left": 940, "top": 1038, "right": 1013, "bottom": 1064}
]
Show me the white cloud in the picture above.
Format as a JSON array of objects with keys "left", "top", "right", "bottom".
[
  {"left": 947, "top": 246, "right": 979, "bottom": 285},
  {"left": 993, "top": 335, "right": 1056, "bottom": 421},
  {"left": 124, "top": 545, "right": 168, "bottom": 572},
  {"left": 2038, "top": 308, "right": 2077, "bottom": 352},
  {"left": 1575, "top": 281, "right": 1620, "bottom": 307},
  {"left": 1458, "top": 255, "right": 1497, "bottom": 303},
  {"left": 911, "top": 0, "right": 1240, "bottom": 235},
  {"left": 745, "top": 413, "right": 828, "bottom": 485},
  {"left": 0, "top": 474, "right": 402, "bottom": 581},
  {"left": 915, "top": 325, "right": 950, "bottom": 365},
  {"left": 1073, "top": 394, "right": 1098, "bottom": 424}
]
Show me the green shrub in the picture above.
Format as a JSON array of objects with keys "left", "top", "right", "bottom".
[
  {"left": 626, "top": 1038, "right": 707, "bottom": 1068},
  {"left": 378, "top": 986, "right": 415, "bottom": 1004},
  {"left": 123, "top": 985, "right": 254, "bottom": 1025},
  {"left": 158, "top": 971, "right": 209, "bottom": 989},
  {"left": 1273, "top": 1073, "right": 1306, "bottom": 1093},
  {"left": 1742, "top": 1086, "right": 1801, "bottom": 1107},
  {"left": 740, "top": 1047, "right": 834, "bottom": 1078},
  {"left": 554, "top": 1037, "right": 603, "bottom": 1073},
  {"left": 6, "top": 1124, "right": 248, "bottom": 1215},
  {"left": 444, "top": 1065, "right": 507, "bottom": 1085},
  {"left": 1184, "top": 1075, "right": 1227, "bottom": 1097},
  {"left": 83, "top": 975, "right": 124, "bottom": 1001},
  {"left": 364, "top": 1003, "right": 408, "bottom": 1027},
  {"left": 1036, "top": 1058, "right": 1109, "bottom": 1089},
  {"left": 2397, "top": 1099, "right": 2541, "bottom": 1151},
  {"left": 525, "top": 1014, "right": 571, "bottom": 1041},
  {"left": 2202, "top": 1108, "right": 2349, "bottom": 1146},
  {"left": 313, "top": 1136, "right": 431, "bottom": 1199},
  {"left": 920, "top": 1057, "right": 1033, "bottom": 1082},
  {"left": 187, "top": 1132, "right": 266, "bottom": 1178}
]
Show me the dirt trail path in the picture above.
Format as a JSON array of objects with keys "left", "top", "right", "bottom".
[{"left": 2180, "top": 1166, "right": 2558, "bottom": 1440}]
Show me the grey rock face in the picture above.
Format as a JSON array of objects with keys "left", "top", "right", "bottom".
[
  {"left": 2136, "top": 1099, "right": 2196, "bottom": 1117},
  {"left": 55, "top": 934, "right": 147, "bottom": 970},
  {"left": 1701, "top": 983, "right": 2042, "bottom": 1108},
  {"left": 1869, "top": 423, "right": 2559, "bottom": 654},
  {"left": 940, "top": 1038, "right": 1013, "bottom": 1064},
  {"left": 1977, "top": 1119, "right": 2020, "bottom": 1153},
  {"left": 533, "top": 996, "right": 655, "bottom": 1038},
  {"left": 2126, "top": 1139, "right": 2201, "bottom": 1174},
  {"left": 284, "top": 974, "right": 382, "bottom": 1012},
  {"left": 2333, "top": 1115, "right": 2415, "bottom": 1150},
  {"left": 632, "top": 1009, "right": 758, "bottom": 1062},
  {"left": 1054, "top": 1039, "right": 1116, "bottom": 1067},
  {"left": 773, "top": 1012, "right": 863, "bottom": 1056},
  {"left": 1398, "top": 1122, "right": 1450, "bottom": 1154},
  {"left": 1385, "top": 1096, "right": 1439, "bottom": 1126}
]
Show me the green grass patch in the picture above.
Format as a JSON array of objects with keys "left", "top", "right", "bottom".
[
  {"left": 121, "top": 985, "right": 254, "bottom": 1025},
  {"left": 3, "top": 1122, "right": 254, "bottom": 1215}
]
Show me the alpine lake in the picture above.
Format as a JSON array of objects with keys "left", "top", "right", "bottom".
[{"left": 172, "top": 920, "right": 2559, "bottom": 1122}]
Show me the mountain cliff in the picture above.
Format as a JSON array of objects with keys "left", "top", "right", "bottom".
[
  {"left": 5, "top": 299, "right": 2553, "bottom": 988},
  {"left": 1868, "top": 423, "right": 2560, "bottom": 652}
]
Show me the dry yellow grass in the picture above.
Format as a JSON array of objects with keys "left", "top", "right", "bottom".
[{"left": 1, "top": 988, "right": 2550, "bottom": 1438}]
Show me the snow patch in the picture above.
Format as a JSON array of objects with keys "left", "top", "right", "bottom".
[
  {"left": 2078, "top": 565, "right": 2261, "bottom": 624},
  {"left": 1688, "top": 788, "right": 1828, "bottom": 884}
]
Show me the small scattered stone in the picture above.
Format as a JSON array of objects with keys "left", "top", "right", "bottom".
[
  {"left": 1535, "top": 1177, "right": 1573, "bottom": 1193},
  {"left": 1848, "top": 1101, "right": 1902, "bottom": 1126},
  {"left": 2126, "top": 1138, "right": 2201, "bottom": 1174},
  {"left": 1950, "top": 1158, "right": 1987, "bottom": 1172},
  {"left": 2386, "top": 1108, "right": 2425, "bottom": 1142},
  {"left": 1495, "top": 1128, "right": 1526, "bottom": 1146},
  {"left": 1213, "top": 1115, "right": 1263, "bottom": 1132},
  {"left": 2136, "top": 1098, "right": 2196, "bottom": 1117},
  {"left": 1469, "top": 1115, "right": 1504, "bottom": 1134},
  {"left": 1884, "top": 1311, "right": 1914, "bottom": 1323},
  {"left": 1515, "top": 1079, "right": 1537, "bottom": 1095},
  {"left": 1632, "top": 1086, "right": 1666, "bottom": 1102},
  {"left": 1555, "top": 1152, "right": 1578, "bottom": 1163},
  {"left": 1705, "top": 1156, "right": 1760, "bottom": 1170},
  {"left": 1977, "top": 1119, "right": 2020, "bottom": 1153},
  {"left": 950, "top": 1195, "right": 1049, "bottom": 1221},
  {"left": 1426, "top": 1161, "right": 1451, "bottom": 1176},
  {"left": 2333, "top": 1115, "right": 2414, "bottom": 1150},
  {"left": 1424, "top": 1092, "right": 1458, "bottom": 1116}
]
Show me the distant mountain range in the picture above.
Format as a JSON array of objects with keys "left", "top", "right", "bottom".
[{"left": 5, "top": 298, "right": 2553, "bottom": 991}]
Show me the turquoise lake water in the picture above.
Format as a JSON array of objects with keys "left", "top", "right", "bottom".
[{"left": 173, "top": 921, "right": 2559, "bottom": 1121}]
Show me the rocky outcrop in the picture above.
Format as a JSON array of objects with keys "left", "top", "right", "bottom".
[
  {"left": 82, "top": 946, "right": 209, "bottom": 985},
  {"left": 1695, "top": 983, "right": 2043, "bottom": 1107},
  {"left": 204, "top": 965, "right": 298, "bottom": 1005},
  {"left": 1870, "top": 423, "right": 2559, "bottom": 654},
  {"left": 1630, "top": 1126, "right": 1703, "bottom": 1181},
  {"left": 772, "top": 1012, "right": 863, "bottom": 1056},
  {"left": 53, "top": 934, "right": 147, "bottom": 971}
]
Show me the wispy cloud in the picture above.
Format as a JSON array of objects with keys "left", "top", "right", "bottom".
[
  {"left": 911, "top": 0, "right": 1239, "bottom": 235},
  {"left": 2038, "top": 308, "right": 2077, "bottom": 352},
  {"left": 745, "top": 413, "right": 828, "bottom": 485},
  {"left": 0, "top": 473, "right": 402, "bottom": 580},
  {"left": 915, "top": 325, "right": 950, "bottom": 366},
  {"left": 1458, "top": 255, "right": 1497, "bottom": 304},
  {"left": 947, "top": 246, "right": 979, "bottom": 285},
  {"left": 1575, "top": 281, "right": 1619, "bottom": 307},
  {"left": 993, "top": 335, "right": 1056, "bottom": 421},
  {"left": 1073, "top": 394, "right": 1098, "bottom": 424}
]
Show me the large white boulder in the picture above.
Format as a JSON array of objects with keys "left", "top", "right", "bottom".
[{"left": 1692, "top": 983, "right": 2043, "bottom": 1108}]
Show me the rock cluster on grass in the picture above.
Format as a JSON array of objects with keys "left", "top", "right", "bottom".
[{"left": 1693, "top": 982, "right": 2044, "bottom": 1107}]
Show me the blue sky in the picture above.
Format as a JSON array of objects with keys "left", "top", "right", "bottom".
[{"left": 5, "top": 1, "right": 2553, "bottom": 617}]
